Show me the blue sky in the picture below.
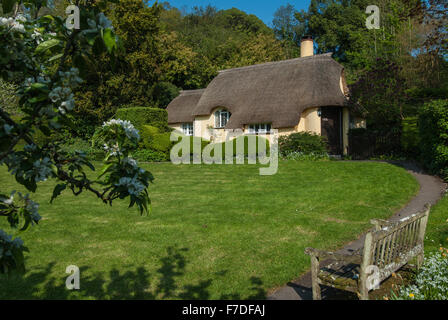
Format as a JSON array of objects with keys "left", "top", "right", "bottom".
[{"left": 162, "top": 0, "right": 311, "bottom": 27}]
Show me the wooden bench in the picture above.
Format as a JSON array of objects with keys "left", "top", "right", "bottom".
[{"left": 304, "top": 204, "right": 431, "bottom": 300}]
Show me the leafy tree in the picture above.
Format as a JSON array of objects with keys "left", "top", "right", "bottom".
[
  {"left": 272, "top": 3, "right": 303, "bottom": 44},
  {"left": 160, "top": 4, "right": 293, "bottom": 85},
  {"left": 349, "top": 58, "right": 407, "bottom": 126},
  {"left": 72, "top": 0, "right": 163, "bottom": 136},
  {"left": 0, "top": 0, "right": 152, "bottom": 274}
]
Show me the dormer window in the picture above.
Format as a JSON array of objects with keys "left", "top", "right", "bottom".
[
  {"left": 248, "top": 124, "right": 271, "bottom": 134},
  {"left": 214, "top": 109, "right": 231, "bottom": 129}
]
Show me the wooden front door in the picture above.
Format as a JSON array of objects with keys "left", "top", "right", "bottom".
[{"left": 321, "top": 107, "right": 342, "bottom": 155}]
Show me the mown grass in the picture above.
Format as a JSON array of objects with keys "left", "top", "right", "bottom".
[
  {"left": 425, "top": 194, "right": 448, "bottom": 253},
  {"left": 0, "top": 160, "right": 418, "bottom": 299}
]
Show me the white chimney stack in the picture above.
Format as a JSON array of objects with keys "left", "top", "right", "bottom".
[{"left": 300, "top": 35, "right": 314, "bottom": 57}]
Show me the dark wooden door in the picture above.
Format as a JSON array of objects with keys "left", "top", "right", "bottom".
[{"left": 321, "top": 107, "right": 342, "bottom": 155}]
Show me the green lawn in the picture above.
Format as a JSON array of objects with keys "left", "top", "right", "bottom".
[
  {"left": 425, "top": 194, "right": 448, "bottom": 253},
  {"left": 0, "top": 160, "right": 419, "bottom": 299}
]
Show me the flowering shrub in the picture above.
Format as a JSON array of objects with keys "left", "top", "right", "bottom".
[
  {"left": 0, "top": 0, "right": 152, "bottom": 274},
  {"left": 391, "top": 249, "right": 448, "bottom": 300}
]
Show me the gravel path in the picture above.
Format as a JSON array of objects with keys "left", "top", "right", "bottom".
[{"left": 267, "top": 161, "right": 447, "bottom": 300}]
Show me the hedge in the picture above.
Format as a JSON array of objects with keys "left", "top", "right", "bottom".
[
  {"left": 207, "top": 136, "right": 270, "bottom": 159},
  {"left": 115, "top": 107, "right": 168, "bottom": 132},
  {"left": 419, "top": 99, "right": 448, "bottom": 180},
  {"left": 278, "top": 132, "right": 327, "bottom": 156}
]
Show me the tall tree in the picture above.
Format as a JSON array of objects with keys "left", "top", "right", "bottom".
[{"left": 272, "top": 3, "right": 303, "bottom": 44}]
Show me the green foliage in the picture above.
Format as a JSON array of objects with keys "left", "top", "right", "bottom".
[
  {"left": 401, "top": 117, "right": 419, "bottom": 156},
  {"left": 202, "top": 136, "right": 270, "bottom": 160},
  {"left": 115, "top": 107, "right": 168, "bottom": 132},
  {"left": 132, "top": 149, "right": 170, "bottom": 162},
  {"left": 425, "top": 194, "right": 448, "bottom": 253},
  {"left": 282, "top": 152, "right": 330, "bottom": 161},
  {"left": 272, "top": 3, "right": 303, "bottom": 44},
  {"left": 139, "top": 125, "right": 180, "bottom": 162},
  {"left": 278, "top": 132, "right": 328, "bottom": 156},
  {"left": 148, "top": 133, "right": 172, "bottom": 152},
  {"left": 419, "top": 99, "right": 448, "bottom": 180},
  {"left": 73, "top": 0, "right": 163, "bottom": 130},
  {"left": 140, "top": 125, "right": 160, "bottom": 146},
  {"left": 0, "top": 79, "right": 19, "bottom": 116},
  {"left": 391, "top": 250, "right": 448, "bottom": 300},
  {"left": 0, "top": 1, "right": 153, "bottom": 273},
  {"left": 59, "top": 137, "right": 104, "bottom": 161},
  {"left": 160, "top": 4, "right": 294, "bottom": 82}
]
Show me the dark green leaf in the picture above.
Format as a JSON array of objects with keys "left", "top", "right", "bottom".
[
  {"left": 50, "top": 184, "right": 67, "bottom": 203},
  {"left": 35, "top": 39, "right": 61, "bottom": 55}
]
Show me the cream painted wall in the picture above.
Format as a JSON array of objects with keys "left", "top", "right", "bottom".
[
  {"left": 170, "top": 107, "right": 321, "bottom": 143},
  {"left": 303, "top": 107, "right": 321, "bottom": 134},
  {"left": 169, "top": 106, "right": 352, "bottom": 155},
  {"left": 194, "top": 115, "right": 213, "bottom": 141},
  {"left": 170, "top": 124, "right": 183, "bottom": 133}
]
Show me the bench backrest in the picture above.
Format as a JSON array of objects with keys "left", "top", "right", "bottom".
[{"left": 361, "top": 205, "right": 430, "bottom": 281}]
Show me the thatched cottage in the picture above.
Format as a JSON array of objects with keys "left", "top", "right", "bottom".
[{"left": 167, "top": 37, "right": 365, "bottom": 155}]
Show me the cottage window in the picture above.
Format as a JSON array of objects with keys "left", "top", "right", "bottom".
[
  {"left": 248, "top": 124, "right": 271, "bottom": 134},
  {"left": 182, "top": 123, "right": 194, "bottom": 136},
  {"left": 214, "top": 109, "right": 231, "bottom": 128}
]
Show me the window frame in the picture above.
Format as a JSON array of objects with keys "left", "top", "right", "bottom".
[
  {"left": 214, "top": 109, "right": 231, "bottom": 129},
  {"left": 182, "top": 123, "right": 194, "bottom": 136},
  {"left": 247, "top": 123, "right": 272, "bottom": 135}
]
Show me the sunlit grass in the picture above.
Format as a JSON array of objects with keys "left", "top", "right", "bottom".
[{"left": 0, "top": 160, "right": 418, "bottom": 299}]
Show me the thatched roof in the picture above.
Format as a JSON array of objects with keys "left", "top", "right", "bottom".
[
  {"left": 167, "top": 89, "right": 205, "bottom": 124},
  {"left": 168, "top": 54, "right": 349, "bottom": 128}
]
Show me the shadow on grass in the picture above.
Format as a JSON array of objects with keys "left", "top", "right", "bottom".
[{"left": 0, "top": 246, "right": 265, "bottom": 300}]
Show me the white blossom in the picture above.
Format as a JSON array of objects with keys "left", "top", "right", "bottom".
[
  {"left": 31, "top": 29, "right": 44, "bottom": 43},
  {"left": 103, "top": 142, "right": 122, "bottom": 156},
  {"left": 49, "top": 86, "right": 75, "bottom": 114},
  {"left": 2, "top": 191, "right": 15, "bottom": 205},
  {"left": 0, "top": 17, "right": 13, "bottom": 26},
  {"left": 103, "top": 119, "right": 140, "bottom": 141},
  {"left": 0, "top": 16, "right": 25, "bottom": 32}
]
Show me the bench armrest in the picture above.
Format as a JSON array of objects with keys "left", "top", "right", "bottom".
[
  {"left": 304, "top": 247, "right": 362, "bottom": 264},
  {"left": 370, "top": 218, "right": 394, "bottom": 231}
]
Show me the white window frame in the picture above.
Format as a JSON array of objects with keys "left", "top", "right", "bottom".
[
  {"left": 182, "top": 123, "right": 194, "bottom": 136},
  {"left": 214, "top": 109, "right": 231, "bottom": 129},
  {"left": 248, "top": 123, "right": 271, "bottom": 135}
]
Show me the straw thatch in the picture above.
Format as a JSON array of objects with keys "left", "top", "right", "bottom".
[
  {"left": 168, "top": 53, "right": 349, "bottom": 128},
  {"left": 166, "top": 89, "right": 205, "bottom": 124}
]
